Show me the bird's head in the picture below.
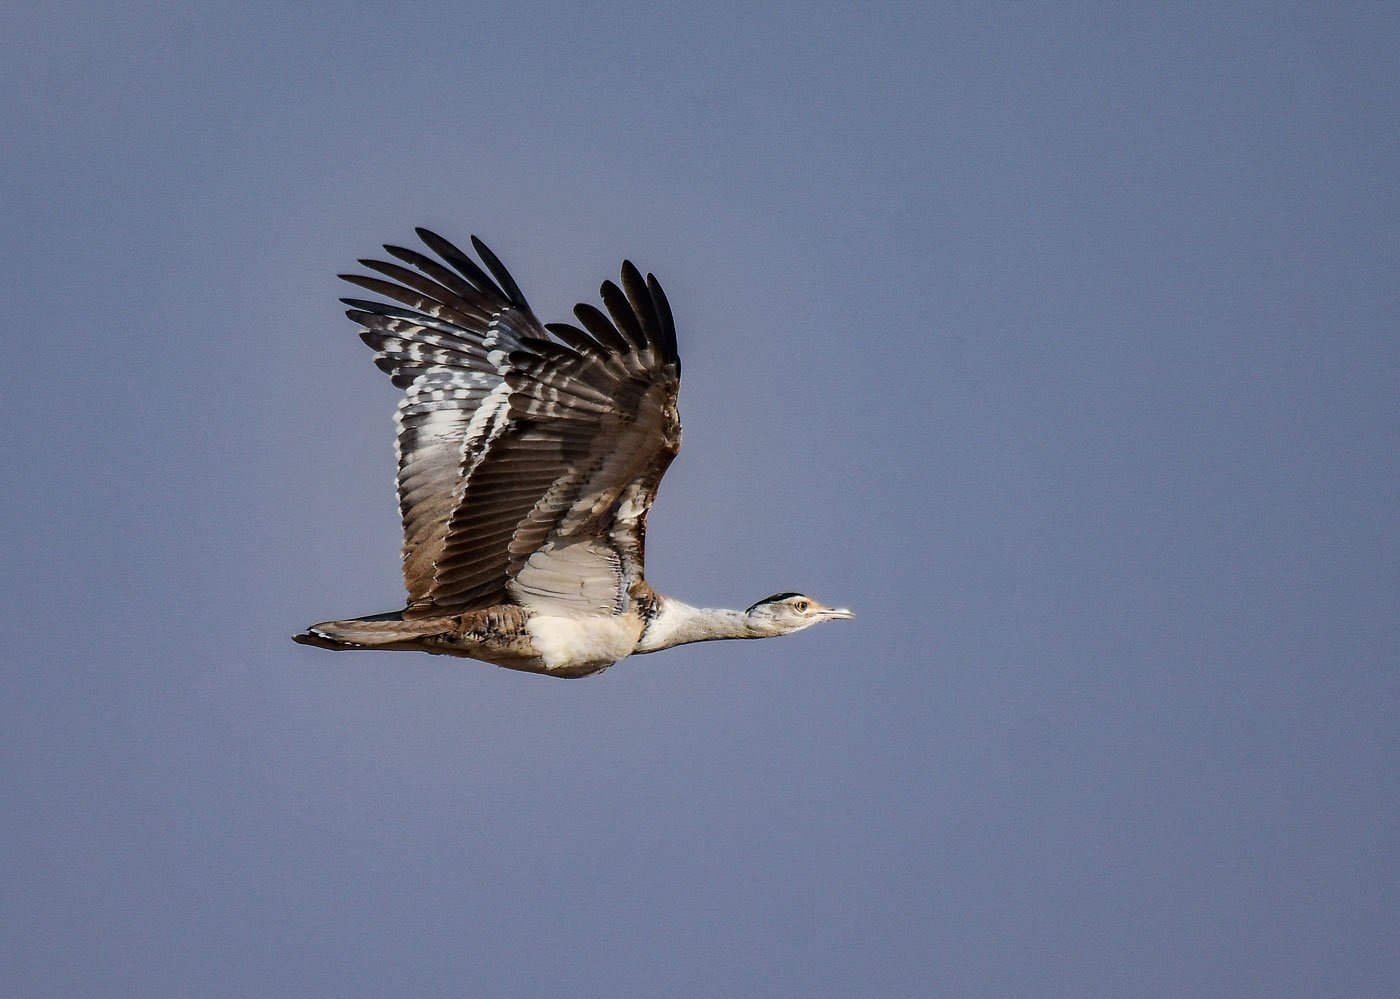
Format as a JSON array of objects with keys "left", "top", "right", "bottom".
[{"left": 744, "top": 592, "right": 855, "bottom": 637}]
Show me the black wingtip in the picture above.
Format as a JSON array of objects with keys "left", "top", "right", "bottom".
[
  {"left": 599, "top": 278, "right": 647, "bottom": 351},
  {"left": 415, "top": 228, "right": 510, "bottom": 303},
  {"left": 470, "top": 234, "right": 531, "bottom": 311},
  {"left": 619, "top": 260, "right": 661, "bottom": 342},
  {"left": 646, "top": 273, "right": 680, "bottom": 369},
  {"left": 573, "top": 302, "right": 631, "bottom": 354},
  {"left": 546, "top": 321, "right": 602, "bottom": 354}
]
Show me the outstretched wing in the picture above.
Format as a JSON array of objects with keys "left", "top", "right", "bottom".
[
  {"left": 435, "top": 261, "right": 682, "bottom": 616},
  {"left": 341, "top": 229, "right": 546, "bottom": 606},
  {"left": 343, "top": 231, "right": 682, "bottom": 619}
]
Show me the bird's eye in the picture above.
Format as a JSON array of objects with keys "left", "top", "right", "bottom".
[{"left": 794, "top": 600, "right": 810, "bottom": 612}]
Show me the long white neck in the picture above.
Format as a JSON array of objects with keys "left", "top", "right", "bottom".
[{"left": 634, "top": 599, "right": 753, "bottom": 654}]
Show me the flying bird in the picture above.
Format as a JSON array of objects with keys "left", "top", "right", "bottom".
[{"left": 294, "top": 229, "right": 852, "bottom": 677}]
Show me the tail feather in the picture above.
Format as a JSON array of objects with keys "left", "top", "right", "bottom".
[{"left": 293, "top": 611, "right": 449, "bottom": 652}]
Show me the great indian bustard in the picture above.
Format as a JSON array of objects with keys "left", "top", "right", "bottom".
[{"left": 294, "top": 229, "right": 852, "bottom": 677}]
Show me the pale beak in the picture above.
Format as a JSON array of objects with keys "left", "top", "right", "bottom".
[{"left": 821, "top": 606, "right": 855, "bottom": 621}]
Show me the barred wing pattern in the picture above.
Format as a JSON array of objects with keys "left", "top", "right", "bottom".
[{"left": 342, "top": 230, "right": 682, "bottom": 619}]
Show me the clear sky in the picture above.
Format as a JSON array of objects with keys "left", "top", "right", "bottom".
[{"left": 3, "top": 4, "right": 1397, "bottom": 996}]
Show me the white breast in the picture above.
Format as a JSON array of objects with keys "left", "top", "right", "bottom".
[{"left": 525, "top": 614, "right": 643, "bottom": 671}]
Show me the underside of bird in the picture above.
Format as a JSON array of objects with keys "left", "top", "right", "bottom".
[
  {"left": 293, "top": 607, "right": 622, "bottom": 679},
  {"left": 294, "top": 229, "right": 851, "bottom": 678}
]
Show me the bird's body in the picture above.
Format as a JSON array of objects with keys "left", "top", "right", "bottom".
[
  {"left": 293, "top": 603, "right": 635, "bottom": 678},
  {"left": 295, "top": 229, "right": 851, "bottom": 677}
]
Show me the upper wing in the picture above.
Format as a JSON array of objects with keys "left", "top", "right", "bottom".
[
  {"left": 341, "top": 229, "right": 547, "bottom": 605},
  {"left": 342, "top": 231, "right": 682, "bottom": 618},
  {"left": 435, "top": 260, "right": 682, "bottom": 616}
]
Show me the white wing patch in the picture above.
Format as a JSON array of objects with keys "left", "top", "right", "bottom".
[
  {"left": 508, "top": 540, "right": 624, "bottom": 615},
  {"left": 459, "top": 378, "right": 514, "bottom": 458}
]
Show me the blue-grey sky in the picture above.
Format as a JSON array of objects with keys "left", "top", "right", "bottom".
[{"left": 3, "top": 4, "right": 1396, "bottom": 996}]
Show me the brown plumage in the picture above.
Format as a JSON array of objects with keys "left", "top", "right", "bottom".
[{"left": 295, "top": 229, "right": 851, "bottom": 677}]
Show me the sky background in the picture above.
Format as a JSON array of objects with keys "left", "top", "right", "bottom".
[{"left": 2, "top": 3, "right": 1397, "bottom": 996}]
